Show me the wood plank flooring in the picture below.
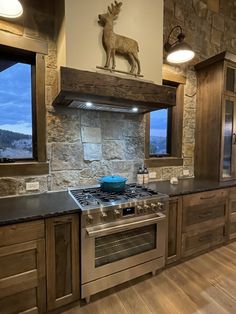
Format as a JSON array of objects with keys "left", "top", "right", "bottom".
[{"left": 63, "top": 242, "right": 236, "bottom": 314}]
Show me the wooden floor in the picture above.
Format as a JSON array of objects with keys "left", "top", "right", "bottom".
[{"left": 63, "top": 242, "right": 236, "bottom": 314}]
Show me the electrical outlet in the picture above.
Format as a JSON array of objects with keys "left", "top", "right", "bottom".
[
  {"left": 149, "top": 172, "right": 157, "bottom": 179},
  {"left": 26, "top": 182, "right": 40, "bottom": 191},
  {"left": 183, "top": 169, "right": 190, "bottom": 176}
]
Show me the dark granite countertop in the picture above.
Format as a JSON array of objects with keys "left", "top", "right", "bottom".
[
  {"left": 0, "top": 191, "right": 79, "bottom": 226},
  {"left": 148, "top": 178, "right": 236, "bottom": 197},
  {"left": 1, "top": 178, "right": 236, "bottom": 227}
]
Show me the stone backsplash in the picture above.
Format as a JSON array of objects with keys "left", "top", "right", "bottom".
[{"left": 47, "top": 108, "right": 144, "bottom": 191}]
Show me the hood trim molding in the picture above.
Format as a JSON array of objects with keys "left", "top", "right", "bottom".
[{"left": 53, "top": 67, "right": 176, "bottom": 113}]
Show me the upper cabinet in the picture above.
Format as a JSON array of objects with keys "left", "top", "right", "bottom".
[
  {"left": 195, "top": 51, "right": 236, "bottom": 181},
  {"left": 225, "top": 64, "right": 236, "bottom": 93}
]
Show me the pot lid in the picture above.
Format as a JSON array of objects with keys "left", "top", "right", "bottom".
[{"left": 99, "top": 175, "right": 127, "bottom": 183}]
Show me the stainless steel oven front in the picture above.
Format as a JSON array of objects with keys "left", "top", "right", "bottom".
[{"left": 81, "top": 203, "right": 167, "bottom": 302}]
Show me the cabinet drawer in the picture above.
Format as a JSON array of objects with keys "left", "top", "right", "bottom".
[
  {"left": 0, "top": 288, "right": 37, "bottom": 314},
  {"left": 0, "top": 220, "right": 45, "bottom": 247},
  {"left": 182, "top": 225, "right": 226, "bottom": 258},
  {"left": 183, "top": 189, "right": 228, "bottom": 208},
  {"left": 183, "top": 203, "right": 226, "bottom": 231},
  {"left": 0, "top": 239, "right": 46, "bottom": 313}
]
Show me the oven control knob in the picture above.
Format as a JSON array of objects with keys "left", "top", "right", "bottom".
[
  {"left": 137, "top": 205, "right": 143, "bottom": 214},
  {"left": 87, "top": 214, "right": 93, "bottom": 224},
  {"left": 144, "top": 204, "right": 150, "bottom": 212},
  {"left": 114, "top": 209, "right": 120, "bottom": 217},
  {"left": 101, "top": 212, "right": 108, "bottom": 219},
  {"left": 157, "top": 202, "right": 164, "bottom": 211},
  {"left": 151, "top": 203, "right": 158, "bottom": 212}
]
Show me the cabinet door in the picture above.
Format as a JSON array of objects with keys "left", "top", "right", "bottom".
[
  {"left": 225, "top": 65, "right": 236, "bottom": 93},
  {"left": 221, "top": 97, "right": 236, "bottom": 179},
  {"left": 46, "top": 214, "right": 80, "bottom": 311},
  {"left": 0, "top": 239, "right": 46, "bottom": 314},
  {"left": 166, "top": 197, "right": 182, "bottom": 264}
]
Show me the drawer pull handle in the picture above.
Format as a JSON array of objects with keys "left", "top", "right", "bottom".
[
  {"left": 198, "top": 234, "right": 212, "bottom": 242},
  {"left": 198, "top": 211, "right": 213, "bottom": 219},
  {"left": 200, "top": 195, "right": 215, "bottom": 200}
]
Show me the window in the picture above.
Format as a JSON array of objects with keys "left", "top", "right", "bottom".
[
  {"left": 0, "top": 55, "right": 34, "bottom": 159},
  {"left": 150, "top": 107, "right": 172, "bottom": 156},
  {"left": 145, "top": 71, "right": 185, "bottom": 167},
  {"left": 0, "top": 33, "right": 49, "bottom": 176}
]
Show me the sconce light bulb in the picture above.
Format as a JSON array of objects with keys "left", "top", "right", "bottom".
[
  {"left": 167, "top": 49, "right": 195, "bottom": 64},
  {"left": 0, "top": 0, "right": 23, "bottom": 18}
]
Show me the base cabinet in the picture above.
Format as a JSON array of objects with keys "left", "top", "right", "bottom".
[
  {"left": 181, "top": 189, "right": 228, "bottom": 258},
  {"left": 166, "top": 197, "right": 182, "bottom": 264},
  {"left": 182, "top": 224, "right": 226, "bottom": 257},
  {"left": 46, "top": 214, "right": 80, "bottom": 311},
  {"left": 0, "top": 220, "right": 46, "bottom": 314},
  {"left": 229, "top": 187, "right": 236, "bottom": 240}
]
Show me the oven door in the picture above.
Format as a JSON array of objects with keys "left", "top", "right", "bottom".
[{"left": 81, "top": 212, "right": 166, "bottom": 284}]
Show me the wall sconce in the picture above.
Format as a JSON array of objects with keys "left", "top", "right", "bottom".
[
  {"left": 0, "top": 0, "right": 23, "bottom": 18},
  {"left": 164, "top": 25, "right": 195, "bottom": 64}
]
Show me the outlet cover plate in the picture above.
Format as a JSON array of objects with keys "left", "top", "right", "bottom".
[
  {"left": 26, "top": 182, "right": 40, "bottom": 191},
  {"left": 149, "top": 172, "right": 157, "bottom": 179},
  {"left": 183, "top": 169, "right": 190, "bottom": 176}
]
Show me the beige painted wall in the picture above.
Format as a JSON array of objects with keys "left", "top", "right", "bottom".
[{"left": 58, "top": 0, "right": 163, "bottom": 84}]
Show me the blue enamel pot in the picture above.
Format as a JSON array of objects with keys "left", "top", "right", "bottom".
[{"left": 98, "top": 175, "right": 128, "bottom": 192}]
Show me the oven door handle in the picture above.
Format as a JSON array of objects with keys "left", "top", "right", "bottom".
[{"left": 86, "top": 213, "right": 166, "bottom": 238}]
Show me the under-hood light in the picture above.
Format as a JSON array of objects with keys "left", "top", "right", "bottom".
[
  {"left": 86, "top": 102, "right": 93, "bottom": 108},
  {"left": 132, "top": 107, "right": 138, "bottom": 112},
  {"left": 0, "top": 0, "right": 23, "bottom": 18}
]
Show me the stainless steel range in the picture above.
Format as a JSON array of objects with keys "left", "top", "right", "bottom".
[{"left": 69, "top": 183, "right": 168, "bottom": 303}]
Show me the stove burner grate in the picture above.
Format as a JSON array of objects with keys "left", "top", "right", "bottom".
[{"left": 70, "top": 183, "right": 160, "bottom": 207}]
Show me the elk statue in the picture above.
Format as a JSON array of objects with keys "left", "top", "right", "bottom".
[{"left": 98, "top": 1, "right": 141, "bottom": 75}]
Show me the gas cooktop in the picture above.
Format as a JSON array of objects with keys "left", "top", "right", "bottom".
[{"left": 69, "top": 183, "right": 167, "bottom": 210}]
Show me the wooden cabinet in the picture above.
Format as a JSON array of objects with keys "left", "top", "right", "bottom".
[
  {"left": 195, "top": 51, "right": 236, "bottom": 181},
  {"left": 46, "top": 214, "right": 80, "bottom": 311},
  {"left": 166, "top": 197, "right": 182, "bottom": 264},
  {"left": 228, "top": 187, "right": 236, "bottom": 240},
  {"left": 0, "top": 220, "right": 46, "bottom": 314},
  {"left": 181, "top": 189, "right": 228, "bottom": 258}
]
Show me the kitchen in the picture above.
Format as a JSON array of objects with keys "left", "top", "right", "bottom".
[{"left": 0, "top": 0, "right": 235, "bottom": 313}]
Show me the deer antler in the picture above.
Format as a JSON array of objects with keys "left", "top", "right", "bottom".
[{"left": 108, "top": 1, "right": 122, "bottom": 17}]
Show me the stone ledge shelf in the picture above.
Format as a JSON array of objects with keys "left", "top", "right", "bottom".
[{"left": 53, "top": 67, "right": 176, "bottom": 114}]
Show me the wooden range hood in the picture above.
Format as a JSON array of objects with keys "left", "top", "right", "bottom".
[{"left": 52, "top": 67, "right": 176, "bottom": 113}]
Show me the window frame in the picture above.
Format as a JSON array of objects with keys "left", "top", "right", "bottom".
[
  {"left": 145, "top": 70, "right": 186, "bottom": 167},
  {"left": 0, "top": 52, "right": 36, "bottom": 161},
  {"left": 0, "top": 32, "right": 49, "bottom": 177}
]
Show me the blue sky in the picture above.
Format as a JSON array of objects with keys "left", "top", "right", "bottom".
[
  {"left": 0, "top": 62, "right": 32, "bottom": 135},
  {"left": 150, "top": 109, "right": 168, "bottom": 137}
]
